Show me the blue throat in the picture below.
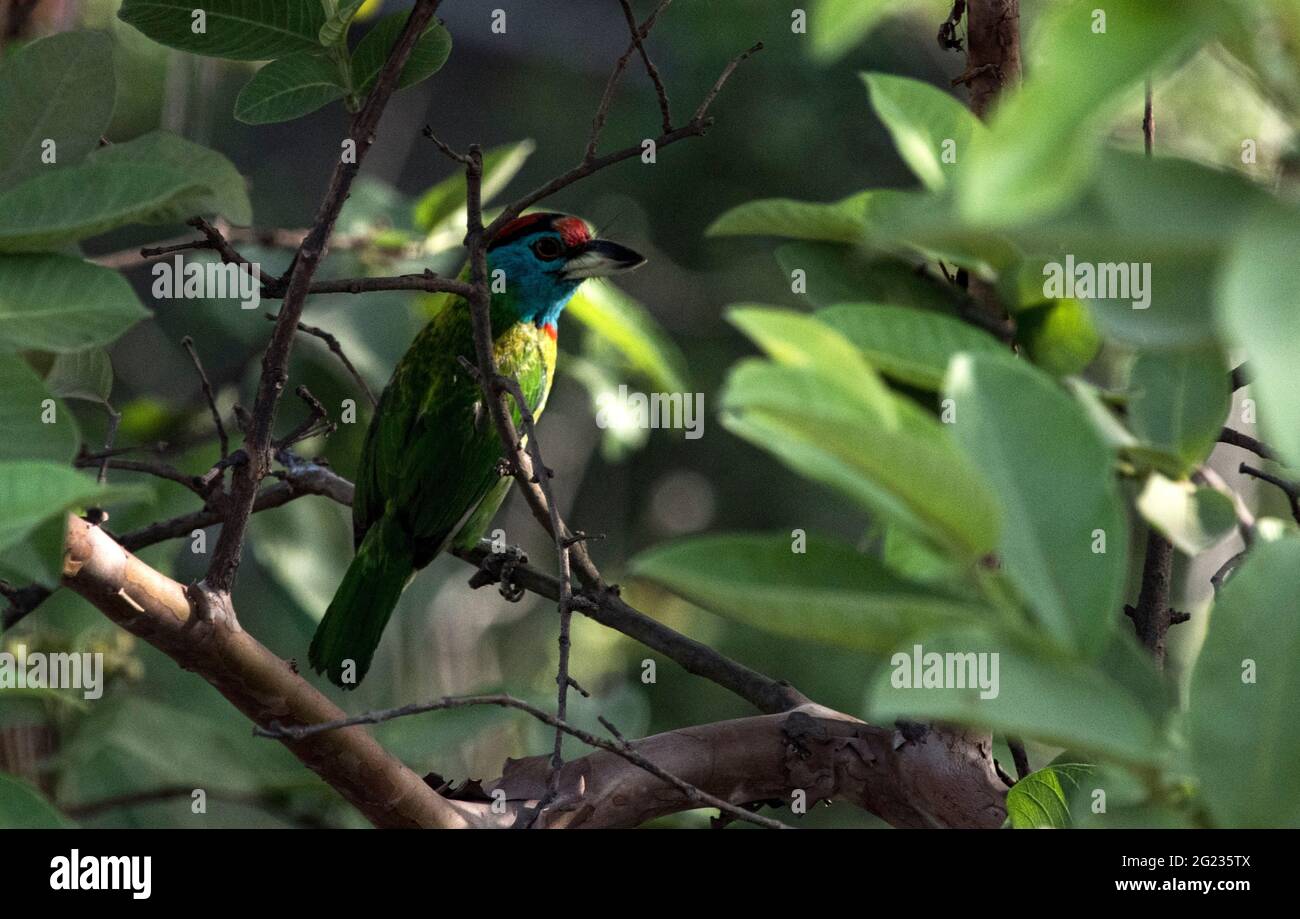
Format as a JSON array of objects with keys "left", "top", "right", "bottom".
[{"left": 487, "top": 240, "right": 582, "bottom": 329}]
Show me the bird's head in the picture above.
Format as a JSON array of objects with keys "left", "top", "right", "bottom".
[{"left": 486, "top": 212, "right": 645, "bottom": 330}]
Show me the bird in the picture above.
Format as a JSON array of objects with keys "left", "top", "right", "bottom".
[{"left": 308, "top": 212, "right": 645, "bottom": 688}]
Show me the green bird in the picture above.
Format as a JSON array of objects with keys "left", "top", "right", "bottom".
[{"left": 309, "top": 213, "right": 645, "bottom": 688}]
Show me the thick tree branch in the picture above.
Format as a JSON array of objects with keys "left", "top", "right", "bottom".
[{"left": 58, "top": 515, "right": 470, "bottom": 829}]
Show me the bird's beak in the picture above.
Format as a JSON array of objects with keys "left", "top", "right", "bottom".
[{"left": 561, "top": 239, "right": 646, "bottom": 280}]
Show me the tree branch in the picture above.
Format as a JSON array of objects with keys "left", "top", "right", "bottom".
[
  {"left": 204, "top": 0, "right": 444, "bottom": 595},
  {"left": 58, "top": 515, "right": 470, "bottom": 829}
]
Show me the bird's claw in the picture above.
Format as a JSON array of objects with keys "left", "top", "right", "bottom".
[{"left": 467, "top": 544, "right": 529, "bottom": 602}]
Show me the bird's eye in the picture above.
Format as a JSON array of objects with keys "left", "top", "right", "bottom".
[{"left": 532, "top": 237, "right": 564, "bottom": 260}]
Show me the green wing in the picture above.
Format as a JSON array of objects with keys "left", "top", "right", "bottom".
[{"left": 352, "top": 298, "right": 553, "bottom": 567}]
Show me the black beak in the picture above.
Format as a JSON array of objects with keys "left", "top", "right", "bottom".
[{"left": 561, "top": 239, "right": 646, "bottom": 280}]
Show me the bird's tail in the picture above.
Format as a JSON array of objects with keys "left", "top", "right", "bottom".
[{"left": 309, "top": 514, "right": 413, "bottom": 689}]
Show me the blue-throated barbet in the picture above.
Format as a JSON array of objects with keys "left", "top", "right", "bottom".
[{"left": 309, "top": 213, "right": 644, "bottom": 687}]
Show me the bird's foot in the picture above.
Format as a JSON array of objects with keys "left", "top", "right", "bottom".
[{"left": 467, "top": 544, "right": 529, "bottom": 602}]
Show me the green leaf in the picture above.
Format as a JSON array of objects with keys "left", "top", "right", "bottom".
[
  {"left": 957, "top": 0, "right": 1228, "bottom": 224},
  {"left": 567, "top": 282, "right": 690, "bottom": 393},
  {"left": 1136, "top": 474, "right": 1237, "bottom": 556},
  {"left": 1189, "top": 537, "right": 1300, "bottom": 827},
  {"left": 862, "top": 72, "right": 984, "bottom": 192},
  {"left": 44, "top": 349, "right": 114, "bottom": 404},
  {"left": 0, "top": 774, "right": 73, "bottom": 829},
  {"left": 351, "top": 12, "right": 452, "bottom": 96},
  {"left": 413, "top": 139, "right": 536, "bottom": 235},
  {"left": 0, "top": 461, "right": 151, "bottom": 559},
  {"left": 1014, "top": 298, "right": 1101, "bottom": 377},
  {"left": 1217, "top": 208, "right": 1300, "bottom": 466},
  {"left": 775, "top": 244, "right": 965, "bottom": 311},
  {"left": 808, "top": 0, "right": 894, "bottom": 62},
  {"left": 867, "top": 626, "right": 1165, "bottom": 765},
  {"left": 815, "top": 302, "right": 1004, "bottom": 390},
  {"left": 0, "top": 255, "right": 150, "bottom": 353},
  {"left": 707, "top": 192, "right": 874, "bottom": 244},
  {"left": 629, "top": 533, "right": 988, "bottom": 654},
  {"left": 727, "top": 306, "right": 898, "bottom": 409},
  {"left": 0, "top": 31, "right": 116, "bottom": 188},
  {"left": 1127, "top": 347, "right": 1231, "bottom": 474},
  {"left": 0, "top": 161, "right": 202, "bottom": 252},
  {"left": 0, "top": 355, "right": 80, "bottom": 463},
  {"left": 721, "top": 355, "right": 999, "bottom": 559},
  {"left": 0, "top": 133, "right": 251, "bottom": 251},
  {"left": 90, "top": 131, "right": 253, "bottom": 227},
  {"left": 945, "top": 354, "right": 1128, "bottom": 657},
  {"left": 1006, "top": 764, "right": 1094, "bottom": 828},
  {"left": 319, "top": 0, "right": 367, "bottom": 46},
  {"left": 235, "top": 52, "right": 346, "bottom": 124},
  {"left": 1043, "top": 153, "right": 1276, "bottom": 348},
  {"left": 118, "top": 0, "right": 327, "bottom": 61}
]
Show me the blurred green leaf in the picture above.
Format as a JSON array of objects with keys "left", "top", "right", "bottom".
[
  {"left": 877, "top": 522, "right": 963, "bottom": 585},
  {"left": 235, "top": 52, "right": 346, "bottom": 124},
  {"left": 0, "top": 462, "right": 150, "bottom": 580},
  {"left": 945, "top": 354, "right": 1127, "bottom": 657},
  {"left": 0, "top": 255, "right": 149, "bottom": 352},
  {"left": 863, "top": 72, "right": 984, "bottom": 192},
  {"left": 808, "top": 0, "right": 894, "bottom": 62},
  {"left": 0, "top": 356, "right": 79, "bottom": 463},
  {"left": 0, "top": 774, "right": 73, "bottom": 828},
  {"left": 728, "top": 305, "right": 897, "bottom": 407},
  {"left": 1015, "top": 298, "right": 1100, "bottom": 377},
  {"left": 1217, "top": 208, "right": 1300, "bottom": 466},
  {"left": 1006, "top": 763, "right": 1094, "bottom": 828},
  {"left": 722, "top": 349, "right": 999, "bottom": 559},
  {"left": 957, "top": 0, "right": 1227, "bottom": 224},
  {"left": 1190, "top": 537, "right": 1300, "bottom": 827},
  {"left": 118, "top": 0, "right": 327, "bottom": 61},
  {"left": 0, "top": 31, "right": 115, "bottom": 188},
  {"left": 708, "top": 192, "right": 874, "bottom": 244},
  {"left": 775, "top": 244, "right": 964, "bottom": 311},
  {"left": 630, "top": 533, "right": 988, "bottom": 654},
  {"left": 1136, "top": 474, "right": 1237, "bottom": 556},
  {"left": 1128, "top": 347, "right": 1231, "bottom": 474},
  {"left": 351, "top": 13, "right": 452, "bottom": 95},
  {"left": 867, "top": 626, "right": 1165, "bottom": 765},
  {"left": 816, "top": 302, "right": 1004, "bottom": 390},
  {"left": 567, "top": 281, "right": 690, "bottom": 393},
  {"left": 57, "top": 695, "right": 306, "bottom": 808},
  {"left": 413, "top": 139, "right": 535, "bottom": 237},
  {"left": 44, "top": 349, "right": 114, "bottom": 404}
]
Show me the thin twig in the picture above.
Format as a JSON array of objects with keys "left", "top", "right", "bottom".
[
  {"left": 1143, "top": 78, "right": 1154, "bottom": 156},
  {"left": 97, "top": 404, "right": 122, "bottom": 485},
  {"left": 260, "top": 271, "right": 473, "bottom": 300},
  {"left": 618, "top": 0, "right": 673, "bottom": 133},
  {"left": 1219, "top": 427, "right": 1277, "bottom": 461},
  {"left": 1240, "top": 462, "right": 1300, "bottom": 525},
  {"left": 74, "top": 452, "right": 206, "bottom": 499},
  {"left": 254, "top": 693, "right": 792, "bottom": 830},
  {"left": 489, "top": 40, "right": 761, "bottom": 243},
  {"left": 1007, "top": 736, "right": 1030, "bottom": 780},
  {"left": 265, "top": 313, "right": 377, "bottom": 409},
  {"left": 421, "top": 125, "right": 471, "bottom": 164},
  {"left": 584, "top": 0, "right": 674, "bottom": 162},
  {"left": 690, "top": 41, "right": 763, "bottom": 124},
  {"left": 181, "top": 336, "right": 229, "bottom": 458}
]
